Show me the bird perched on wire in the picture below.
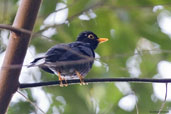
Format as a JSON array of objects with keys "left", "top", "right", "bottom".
[{"left": 28, "top": 31, "right": 108, "bottom": 86}]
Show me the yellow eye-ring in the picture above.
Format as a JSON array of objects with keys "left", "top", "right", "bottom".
[{"left": 88, "top": 34, "right": 94, "bottom": 39}]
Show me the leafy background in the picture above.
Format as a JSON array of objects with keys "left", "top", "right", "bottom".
[{"left": 0, "top": 0, "right": 171, "bottom": 114}]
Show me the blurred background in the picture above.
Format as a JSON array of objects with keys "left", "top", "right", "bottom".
[{"left": 1, "top": 0, "right": 171, "bottom": 113}]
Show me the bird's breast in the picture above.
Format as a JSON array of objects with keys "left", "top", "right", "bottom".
[{"left": 51, "top": 61, "right": 93, "bottom": 79}]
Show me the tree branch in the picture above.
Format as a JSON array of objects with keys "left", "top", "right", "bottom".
[
  {"left": 17, "top": 90, "right": 46, "bottom": 114},
  {"left": 0, "top": 0, "right": 41, "bottom": 113},
  {"left": 33, "top": 0, "right": 105, "bottom": 36},
  {"left": 158, "top": 83, "right": 168, "bottom": 114},
  {"left": 0, "top": 24, "right": 32, "bottom": 35},
  {"left": 19, "top": 78, "right": 171, "bottom": 89}
]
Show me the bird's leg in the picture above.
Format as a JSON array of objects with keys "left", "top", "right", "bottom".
[
  {"left": 75, "top": 71, "right": 87, "bottom": 85},
  {"left": 57, "top": 72, "right": 64, "bottom": 87},
  {"left": 62, "top": 77, "right": 68, "bottom": 87}
]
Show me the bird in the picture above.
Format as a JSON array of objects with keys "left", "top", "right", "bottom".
[{"left": 28, "top": 31, "right": 108, "bottom": 86}]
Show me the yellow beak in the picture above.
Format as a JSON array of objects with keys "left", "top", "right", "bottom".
[{"left": 98, "top": 38, "right": 108, "bottom": 44}]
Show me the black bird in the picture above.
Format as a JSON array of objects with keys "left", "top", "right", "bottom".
[{"left": 28, "top": 31, "right": 108, "bottom": 86}]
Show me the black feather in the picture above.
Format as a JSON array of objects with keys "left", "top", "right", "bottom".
[{"left": 29, "top": 31, "right": 102, "bottom": 79}]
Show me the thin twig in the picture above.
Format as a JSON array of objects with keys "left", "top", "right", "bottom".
[
  {"left": 54, "top": 4, "right": 73, "bottom": 13},
  {"left": 68, "top": 0, "right": 105, "bottom": 22},
  {"left": 158, "top": 83, "right": 168, "bottom": 114},
  {"left": 135, "top": 94, "right": 139, "bottom": 114},
  {"left": 19, "top": 78, "right": 171, "bottom": 89},
  {"left": 0, "top": 24, "right": 32, "bottom": 35},
  {"left": 17, "top": 90, "right": 46, "bottom": 114},
  {"left": 34, "top": 0, "right": 105, "bottom": 36}
]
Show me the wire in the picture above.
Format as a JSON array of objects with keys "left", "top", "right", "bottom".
[{"left": 19, "top": 78, "right": 171, "bottom": 89}]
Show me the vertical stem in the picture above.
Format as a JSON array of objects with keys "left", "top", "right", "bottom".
[{"left": 0, "top": 0, "right": 41, "bottom": 113}]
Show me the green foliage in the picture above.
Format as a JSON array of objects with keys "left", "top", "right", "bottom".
[
  {"left": 0, "top": 0, "right": 171, "bottom": 113},
  {"left": 8, "top": 101, "right": 34, "bottom": 114}
]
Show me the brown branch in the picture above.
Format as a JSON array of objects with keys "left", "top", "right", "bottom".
[
  {"left": 0, "top": 0, "right": 42, "bottom": 113},
  {"left": 0, "top": 24, "right": 32, "bottom": 35}
]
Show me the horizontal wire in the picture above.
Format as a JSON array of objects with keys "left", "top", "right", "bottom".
[{"left": 19, "top": 77, "right": 171, "bottom": 89}]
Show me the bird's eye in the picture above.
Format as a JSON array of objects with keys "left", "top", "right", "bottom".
[{"left": 88, "top": 34, "right": 94, "bottom": 39}]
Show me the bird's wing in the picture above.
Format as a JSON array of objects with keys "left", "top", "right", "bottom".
[
  {"left": 28, "top": 42, "right": 95, "bottom": 73},
  {"left": 44, "top": 42, "right": 94, "bottom": 62},
  {"left": 57, "top": 42, "right": 95, "bottom": 61},
  {"left": 45, "top": 43, "right": 70, "bottom": 62},
  {"left": 27, "top": 56, "right": 47, "bottom": 67},
  {"left": 28, "top": 44, "right": 68, "bottom": 67}
]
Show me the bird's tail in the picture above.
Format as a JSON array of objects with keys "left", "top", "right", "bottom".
[{"left": 27, "top": 57, "right": 45, "bottom": 68}]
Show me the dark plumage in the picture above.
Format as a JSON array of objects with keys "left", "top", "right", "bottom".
[{"left": 28, "top": 31, "right": 108, "bottom": 86}]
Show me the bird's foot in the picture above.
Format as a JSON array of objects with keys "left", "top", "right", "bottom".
[
  {"left": 75, "top": 71, "right": 88, "bottom": 86},
  {"left": 79, "top": 78, "right": 88, "bottom": 85},
  {"left": 80, "top": 80, "right": 85, "bottom": 85},
  {"left": 59, "top": 76, "right": 64, "bottom": 87},
  {"left": 63, "top": 79, "right": 68, "bottom": 87},
  {"left": 59, "top": 78, "right": 68, "bottom": 87},
  {"left": 58, "top": 72, "right": 68, "bottom": 87},
  {"left": 59, "top": 81, "right": 64, "bottom": 87},
  {"left": 79, "top": 80, "right": 88, "bottom": 85}
]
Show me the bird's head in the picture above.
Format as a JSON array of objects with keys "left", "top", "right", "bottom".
[{"left": 76, "top": 31, "right": 108, "bottom": 49}]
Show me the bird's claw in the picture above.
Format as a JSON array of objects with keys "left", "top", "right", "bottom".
[
  {"left": 59, "top": 81, "right": 68, "bottom": 87},
  {"left": 75, "top": 71, "right": 88, "bottom": 86},
  {"left": 59, "top": 82, "right": 64, "bottom": 87},
  {"left": 79, "top": 80, "right": 88, "bottom": 85},
  {"left": 80, "top": 82, "right": 85, "bottom": 86},
  {"left": 64, "top": 83, "right": 68, "bottom": 87},
  {"left": 58, "top": 72, "right": 68, "bottom": 87}
]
